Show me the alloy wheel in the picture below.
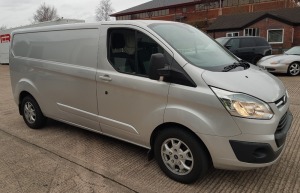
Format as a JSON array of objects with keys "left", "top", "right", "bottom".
[
  {"left": 161, "top": 138, "right": 194, "bottom": 175},
  {"left": 24, "top": 101, "right": 36, "bottom": 124},
  {"left": 289, "top": 63, "right": 300, "bottom": 76}
]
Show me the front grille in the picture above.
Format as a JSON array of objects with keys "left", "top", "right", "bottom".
[
  {"left": 276, "top": 112, "right": 288, "bottom": 132},
  {"left": 275, "top": 112, "right": 288, "bottom": 147},
  {"left": 266, "top": 68, "right": 275, "bottom": 71},
  {"left": 275, "top": 95, "right": 287, "bottom": 109}
]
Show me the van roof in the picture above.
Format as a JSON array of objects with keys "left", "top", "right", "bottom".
[{"left": 11, "top": 20, "right": 177, "bottom": 35}]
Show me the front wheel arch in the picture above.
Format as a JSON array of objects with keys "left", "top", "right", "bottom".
[
  {"left": 150, "top": 123, "right": 212, "bottom": 178},
  {"left": 152, "top": 124, "right": 212, "bottom": 183},
  {"left": 150, "top": 123, "right": 211, "bottom": 157}
]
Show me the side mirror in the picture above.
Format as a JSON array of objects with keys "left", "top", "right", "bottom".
[
  {"left": 225, "top": 45, "right": 232, "bottom": 50},
  {"left": 149, "top": 53, "right": 169, "bottom": 80}
]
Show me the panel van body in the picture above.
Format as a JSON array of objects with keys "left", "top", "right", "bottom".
[{"left": 9, "top": 21, "right": 293, "bottom": 183}]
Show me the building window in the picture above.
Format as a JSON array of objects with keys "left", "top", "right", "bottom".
[
  {"left": 267, "top": 29, "right": 284, "bottom": 43},
  {"left": 119, "top": 15, "right": 131, "bottom": 20},
  {"left": 239, "top": 0, "right": 250, "bottom": 5},
  {"left": 232, "top": 0, "right": 239, "bottom": 5},
  {"left": 226, "top": 32, "right": 239, "bottom": 37},
  {"left": 244, "top": 28, "right": 259, "bottom": 36},
  {"left": 195, "top": 4, "right": 205, "bottom": 11},
  {"left": 151, "top": 9, "right": 169, "bottom": 18},
  {"left": 195, "top": 2, "right": 219, "bottom": 10},
  {"left": 159, "top": 10, "right": 162, "bottom": 16},
  {"left": 139, "top": 12, "right": 148, "bottom": 19},
  {"left": 183, "top": 7, "right": 187, "bottom": 13}
]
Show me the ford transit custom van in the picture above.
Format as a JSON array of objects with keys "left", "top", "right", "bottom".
[{"left": 9, "top": 21, "right": 293, "bottom": 184}]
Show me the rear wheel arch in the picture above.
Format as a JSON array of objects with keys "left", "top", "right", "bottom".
[
  {"left": 20, "top": 94, "right": 47, "bottom": 129},
  {"left": 19, "top": 91, "right": 34, "bottom": 115}
]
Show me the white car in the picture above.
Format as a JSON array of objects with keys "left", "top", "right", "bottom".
[{"left": 257, "top": 46, "right": 300, "bottom": 76}]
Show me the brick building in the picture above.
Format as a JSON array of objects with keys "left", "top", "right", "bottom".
[
  {"left": 111, "top": 0, "right": 299, "bottom": 53},
  {"left": 207, "top": 7, "right": 300, "bottom": 53},
  {"left": 111, "top": 0, "right": 298, "bottom": 30}
]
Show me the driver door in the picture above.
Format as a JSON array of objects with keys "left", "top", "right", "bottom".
[{"left": 96, "top": 26, "right": 172, "bottom": 146}]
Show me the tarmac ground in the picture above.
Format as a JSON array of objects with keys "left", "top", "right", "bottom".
[{"left": 0, "top": 64, "right": 299, "bottom": 193}]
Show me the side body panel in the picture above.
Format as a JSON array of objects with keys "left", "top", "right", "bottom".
[
  {"left": 10, "top": 28, "right": 101, "bottom": 131},
  {"left": 164, "top": 63, "right": 242, "bottom": 137}
]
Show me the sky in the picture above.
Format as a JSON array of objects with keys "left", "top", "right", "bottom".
[{"left": 0, "top": 0, "right": 150, "bottom": 28}]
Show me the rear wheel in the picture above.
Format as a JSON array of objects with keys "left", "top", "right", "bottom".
[
  {"left": 287, "top": 62, "right": 300, "bottom": 76},
  {"left": 154, "top": 127, "right": 210, "bottom": 184},
  {"left": 21, "top": 96, "right": 46, "bottom": 129}
]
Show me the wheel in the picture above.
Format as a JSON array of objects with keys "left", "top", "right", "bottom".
[
  {"left": 287, "top": 62, "right": 300, "bottom": 76},
  {"left": 21, "top": 96, "right": 46, "bottom": 129},
  {"left": 252, "top": 55, "right": 262, "bottom": 65},
  {"left": 154, "top": 127, "right": 210, "bottom": 184}
]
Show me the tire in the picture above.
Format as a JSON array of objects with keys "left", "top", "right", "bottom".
[
  {"left": 287, "top": 62, "right": 300, "bottom": 76},
  {"left": 252, "top": 55, "right": 263, "bottom": 65},
  {"left": 154, "top": 127, "right": 210, "bottom": 184},
  {"left": 21, "top": 96, "right": 46, "bottom": 129}
]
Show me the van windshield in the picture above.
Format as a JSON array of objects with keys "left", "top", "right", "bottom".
[{"left": 149, "top": 23, "right": 238, "bottom": 71}]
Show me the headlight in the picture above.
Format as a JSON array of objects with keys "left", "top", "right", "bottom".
[
  {"left": 270, "top": 61, "right": 279, "bottom": 64},
  {"left": 211, "top": 87, "right": 273, "bottom": 120}
]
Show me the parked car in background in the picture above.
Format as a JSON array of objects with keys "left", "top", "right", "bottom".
[
  {"left": 216, "top": 36, "right": 272, "bottom": 65},
  {"left": 257, "top": 46, "right": 300, "bottom": 76}
]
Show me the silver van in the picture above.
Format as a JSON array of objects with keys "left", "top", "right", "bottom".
[{"left": 9, "top": 21, "right": 293, "bottom": 184}]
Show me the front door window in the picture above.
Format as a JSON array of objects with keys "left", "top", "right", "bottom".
[{"left": 108, "top": 28, "right": 165, "bottom": 77}]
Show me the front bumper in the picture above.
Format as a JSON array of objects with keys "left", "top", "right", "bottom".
[
  {"left": 198, "top": 109, "right": 293, "bottom": 170},
  {"left": 257, "top": 63, "right": 289, "bottom": 74},
  {"left": 229, "top": 110, "right": 292, "bottom": 164},
  {"left": 229, "top": 140, "right": 283, "bottom": 164}
]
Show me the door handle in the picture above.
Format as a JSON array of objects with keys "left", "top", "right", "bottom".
[{"left": 99, "top": 75, "right": 112, "bottom": 81}]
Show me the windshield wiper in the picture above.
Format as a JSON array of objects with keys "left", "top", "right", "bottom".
[{"left": 222, "top": 62, "right": 249, "bottom": 72}]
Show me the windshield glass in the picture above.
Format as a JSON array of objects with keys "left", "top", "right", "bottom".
[
  {"left": 285, "top": 46, "right": 300, "bottom": 55},
  {"left": 149, "top": 23, "right": 238, "bottom": 71}
]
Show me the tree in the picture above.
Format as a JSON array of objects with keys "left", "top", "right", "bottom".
[
  {"left": 0, "top": 25, "right": 7, "bottom": 30},
  {"left": 95, "top": 0, "right": 114, "bottom": 21},
  {"left": 33, "top": 2, "right": 59, "bottom": 23}
]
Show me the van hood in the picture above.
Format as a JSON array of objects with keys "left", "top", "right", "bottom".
[{"left": 201, "top": 66, "right": 285, "bottom": 102}]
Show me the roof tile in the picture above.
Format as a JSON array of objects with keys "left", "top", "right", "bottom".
[
  {"left": 207, "top": 7, "right": 300, "bottom": 31},
  {"left": 111, "top": 0, "right": 194, "bottom": 16}
]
